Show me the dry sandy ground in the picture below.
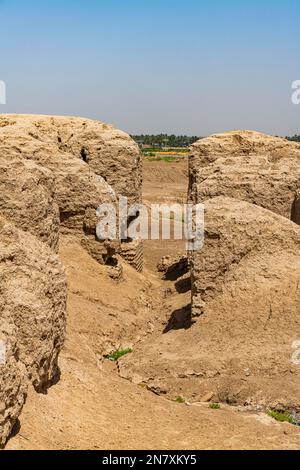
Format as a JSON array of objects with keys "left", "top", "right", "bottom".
[
  {"left": 7, "top": 158, "right": 300, "bottom": 450},
  {"left": 143, "top": 159, "right": 188, "bottom": 271}
]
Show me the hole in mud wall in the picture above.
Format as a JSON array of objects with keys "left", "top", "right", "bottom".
[
  {"left": 291, "top": 195, "right": 300, "bottom": 225},
  {"left": 60, "top": 211, "right": 77, "bottom": 225},
  {"left": 81, "top": 148, "right": 89, "bottom": 163},
  {"left": 105, "top": 256, "right": 118, "bottom": 267},
  {"left": 83, "top": 222, "right": 96, "bottom": 237}
]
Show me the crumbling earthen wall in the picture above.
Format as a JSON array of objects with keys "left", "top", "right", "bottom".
[
  {"left": 185, "top": 131, "right": 300, "bottom": 405},
  {"left": 0, "top": 217, "right": 67, "bottom": 446},
  {"left": 0, "top": 113, "right": 145, "bottom": 446},
  {"left": 191, "top": 197, "right": 300, "bottom": 317},
  {"left": 189, "top": 130, "right": 300, "bottom": 223},
  {"left": 187, "top": 197, "right": 300, "bottom": 406},
  {"left": 0, "top": 115, "right": 143, "bottom": 269},
  {"left": 0, "top": 158, "right": 60, "bottom": 251},
  {"left": 0, "top": 113, "right": 144, "bottom": 446},
  {"left": 189, "top": 131, "right": 300, "bottom": 316}
]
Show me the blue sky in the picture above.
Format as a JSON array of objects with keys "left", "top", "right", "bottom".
[{"left": 0, "top": 0, "right": 299, "bottom": 135}]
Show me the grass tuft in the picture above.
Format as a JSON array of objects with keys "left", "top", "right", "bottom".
[
  {"left": 267, "top": 410, "right": 293, "bottom": 424},
  {"left": 175, "top": 396, "right": 185, "bottom": 404},
  {"left": 106, "top": 348, "right": 133, "bottom": 362},
  {"left": 209, "top": 403, "right": 221, "bottom": 410}
]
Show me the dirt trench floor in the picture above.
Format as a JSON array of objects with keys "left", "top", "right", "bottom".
[{"left": 7, "top": 158, "right": 300, "bottom": 450}]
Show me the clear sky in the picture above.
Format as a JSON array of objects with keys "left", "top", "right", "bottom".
[{"left": 0, "top": 0, "right": 299, "bottom": 135}]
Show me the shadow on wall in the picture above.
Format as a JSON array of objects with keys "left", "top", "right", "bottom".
[
  {"left": 163, "top": 304, "right": 195, "bottom": 334},
  {"left": 291, "top": 194, "right": 300, "bottom": 225}
]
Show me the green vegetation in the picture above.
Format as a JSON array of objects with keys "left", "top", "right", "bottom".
[
  {"left": 175, "top": 396, "right": 186, "bottom": 404},
  {"left": 106, "top": 348, "right": 133, "bottom": 362},
  {"left": 142, "top": 148, "right": 159, "bottom": 153},
  {"left": 267, "top": 410, "right": 294, "bottom": 424},
  {"left": 209, "top": 403, "right": 221, "bottom": 410},
  {"left": 145, "top": 156, "right": 178, "bottom": 162},
  {"left": 143, "top": 147, "right": 189, "bottom": 154},
  {"left": 286, "top": 134, "right": 300, "bottom": 142},
  {"left": 132, "top": 134, "right": 201, "bottom": 148}
]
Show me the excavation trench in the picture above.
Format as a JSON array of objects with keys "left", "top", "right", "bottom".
[{"left": 108, "top": 157, "right": 300, "bottom": 417}]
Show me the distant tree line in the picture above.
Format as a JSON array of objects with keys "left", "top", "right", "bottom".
[
  {"left": 131, "top": 134, "right": 201, "bottom": 148},
  {"left": 286, "top": 134, "right": 300, "bottom": 142},
  {"left": 133, "top": 133, "right": 300, "bottom": 145}
]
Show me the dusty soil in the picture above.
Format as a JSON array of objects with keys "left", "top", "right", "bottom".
[
  {"left": 143, "top": 159, "right": 188, "bottom": 271},
  {"left": 7, "top": 158, "right": 300, "bottom": 450}
]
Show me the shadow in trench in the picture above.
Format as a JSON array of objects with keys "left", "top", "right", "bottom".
[
  {"left": 291, "top": 194, "right": 300, "bottom": 225},
  {"left": 163, "top": 304, "right": 195, "bottom": 333},
  {"left": 5, "top": 419, "right": 21, "bottom": 449},
  {"left": 175, "top": 276, "right": 191, "bottom": 294},
  {"left": 162, "top": 258, "right": 189, "bottom": 282}
]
